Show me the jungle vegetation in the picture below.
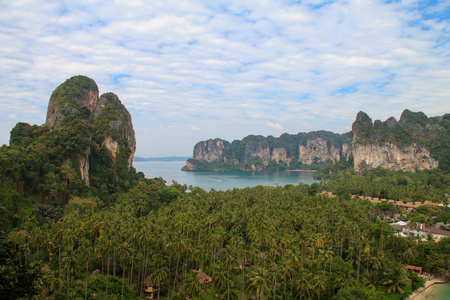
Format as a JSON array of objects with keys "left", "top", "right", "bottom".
[
  {"left": 4, "top": 179, "right": 450, "bottom": 299},
  {"left": 317, "top": 161, "right": 450, "bottom": 204}
]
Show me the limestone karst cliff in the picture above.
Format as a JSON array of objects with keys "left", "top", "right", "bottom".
[
  {"left": 45, "top": 75, "right": 136, "bottom": 186},
  {"left": 183, "top": 131, "right": 352, "bottom": 172},
  {"left": 184, "top": 110, "right": 449, "bottom": 173},
  {"left": 352, "top": 142, "right": 438, "bottom": 173},
  {"left": 351, "top": 110, "right": 445, "bottom": 172}
]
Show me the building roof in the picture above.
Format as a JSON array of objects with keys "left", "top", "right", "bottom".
[
  {"left": 405, "top": 265, "right": 423, "bottom": 272},
  {"left": 427, "top": 227, "right": 450, "bottom": 237},
  {"left": 393, "top": 221, "right": 408, "bottom": 227},
  {"left": 197, "top": 271, "right": 212, "bottom": 284}
]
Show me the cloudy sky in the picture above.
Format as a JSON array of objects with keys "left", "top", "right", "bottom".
[{"left": 1, "top": 0, "right": 449, "bottom": 157}]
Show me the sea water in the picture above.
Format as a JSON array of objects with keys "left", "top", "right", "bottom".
[
  {"left": 134, "top": 160, "right": 320, "bottom": 191},
  {"left": 426, "top": 282, "right": 450, "bottom": 299}
]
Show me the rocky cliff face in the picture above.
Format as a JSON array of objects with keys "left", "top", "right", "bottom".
[
  {"left": 93, "top": 92, "right": 136, "bottom": 169},
  {"left": 46, "top": 76, "right": 99, "bottom": 129},
  {"left": 352, "top": 142, "right": 438, "bottom": 173},
  {"left": 298, "top": 137, "right": 348, "bottom": 165},
  {"left": 185, "top": 109, "right": 448, "bottom": 173},
  {"left": 271, "top": 147, "right": 291, "bottom": 166},
  {"left": 193, "top": 139, "right": 226, "bottom": 162},
  {"left": 351, "top": 110, "right": 443, "bottom": 173},
  {"left": 45, "top": 76, "right": 136, "bottom": 185},
  {"left": 184, "top": 132, "right": 351, "bottom": 171}
]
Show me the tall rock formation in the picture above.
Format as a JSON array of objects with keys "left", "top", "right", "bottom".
[
  {"left": 184, "top": 109, "right": 449, "bottom": 173},
  {"left": 45, "top": 75, "right": 136, "bottom": 185},
  {"left": 46, "top": 76, "right": 99, "bottom": 129},
  {"left": 298, "top": 137, "right": 342, "bottom": 165},
  {"left": 351, "top": 110, "right": 441, "bottom": 173},
  {"left": 193, "top": 139, "right": 227, "bottom": 162},
  {"left": 184, "top": 132, "right": 351, "bottom": 171}
]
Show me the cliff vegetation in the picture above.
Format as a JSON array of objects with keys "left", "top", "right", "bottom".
[
  {"left": 352, "top": 110, "right": 450, "bottom": 172},
  {"left": 0, "top": 76, "right": 140, "bottom": 231},
  {"left": 185, "top": 109, "right": 449, "bottom": 173},
  {"left": 184, "top": 131, "right": 351, "bottom": 172}
]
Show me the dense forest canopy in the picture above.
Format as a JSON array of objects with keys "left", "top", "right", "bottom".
[{"left": 2, "top": 181, "right": 450, "bottom": 299}]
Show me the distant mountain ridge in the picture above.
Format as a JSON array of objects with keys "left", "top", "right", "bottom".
[{"left": 184, "top": 109, "right": 450, "bottom": 173}]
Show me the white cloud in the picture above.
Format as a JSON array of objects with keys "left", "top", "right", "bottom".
[
  {"left": 0, "top": 0, "right": 449, "bottom": 156},
  {"left": 266, "top": 122, "right": 284, "bottom": 132}
]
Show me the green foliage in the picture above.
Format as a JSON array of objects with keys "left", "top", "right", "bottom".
[
  {"left": 64, "top": 196, "right": 102, "bottom": 217},
  {"left": 408, "top": 271, "right": 425, "bottom": 291},
  {"left": 5, "top": 183, "right": 447, "bottom": 299},
  {"left": 157, "top": 186, "right": 182, "bottom": 204},
  {"left": 9, "top": 122, "right": 49, "bottom": 147},
  {"left": 0, "top": 232, "right": 41, "bottom": 299},
  {"left": 71, "top": 275, "right": 133, "bottom": 299},
  {"left": 352, "top": 109, "right": 450, "bottom": 172},
  {"left": 0, "top": 76, "right": 141, "bottom": 231},
  {"left": 117, "top": 179, "right": 165, "bottom": 217},
  {"left": 375, "top": 202, "right": 398, "bottom": 212},
  {"left": 425, "top": 253, "right": 450, "bottom": 276},
  {"left": 187, "top": 131, "right": 349, "bottom": 171},
  {"left": 323, "top": 164, "right": 449, "bottom": 204},
  {"left": 51, "top": 76, "right": 97, "bottom": 110},
  {"left": 333, "top": 285, "right": 386, "bottom": 300}
]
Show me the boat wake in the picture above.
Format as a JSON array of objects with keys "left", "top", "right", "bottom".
[{"left": 207, "top": 178, "right": 223, "bottom": 182}]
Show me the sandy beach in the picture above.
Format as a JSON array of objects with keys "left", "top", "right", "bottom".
[{"left": 408, "top": 277, "right": 448, "bottom": 300}]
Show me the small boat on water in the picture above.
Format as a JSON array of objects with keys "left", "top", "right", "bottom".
[{"left": 208, "top": 177, "right": 223, "bottom": 182}]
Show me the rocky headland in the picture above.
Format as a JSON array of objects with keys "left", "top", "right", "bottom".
[
  {"left": 184, "top": 110, "right": 449, "bottom": 173},
  {"left": 45, "top": 75, "right": 136, "bottom": 186}
]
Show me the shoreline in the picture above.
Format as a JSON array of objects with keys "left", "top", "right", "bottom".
[
  {"left": 408, "top": 277, "right": 448, "bottom": 300},
  {"left": 285, "top": 169, "right": 318, "bottom": 172}
]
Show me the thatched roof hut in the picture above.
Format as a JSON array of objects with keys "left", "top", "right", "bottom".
[{"left": 91, "top": 269, "right": 102, "bottom": 276}]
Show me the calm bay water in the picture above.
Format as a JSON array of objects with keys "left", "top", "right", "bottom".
[
  {"left": 425, "top": 282, "right": 450, "bottom": 299},
  {"left": 134, "top": 160, "right": 320, "bottom": 191}
]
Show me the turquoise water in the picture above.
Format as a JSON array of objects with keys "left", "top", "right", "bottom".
[
  {"left": 426, "top": 282, "right": 450, "bottom": 299},
  {"left": 134, "top": 161, "right": 320, "bottom": 191}
]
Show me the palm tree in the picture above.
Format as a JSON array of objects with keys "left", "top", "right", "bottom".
[
  {"left": 61, "top": 251, "right": 77, "bottom": 294},
  {"left": 294, "top": 268, "right": 311, "bottom": 300},
  {"left": 403, "top": 247, "right": 415, "bottom": 265},
  {"left": 334, "top": 266, "right": 356, "bottom": 290},
  {"left": 383, "top": 261, "right": 411, "bottom": 294},
  {"left": 151, "top": 261, "right": 169, "bottom": 300},
  {"left": 170, "top": 236, "right": 186, "bottom": 298},
  {"left": 425, "top": 217, "right": 434, "bottom": 236},
  {"left": 119, "top": 241, "right": 132, "bottom": 299},
  {"left": 377, "top": 217, "right": 388, "bottom": 251},
  {"left": 184, "top": 271, "right": 201, "bottom": 299},
  {"left": 363, "top": 270, "right": 380, "bottom": 290},
  {"left": 82, "top": 245, "right": 91, "bottom": 300},
  {"left": 222, "top": 249, "right": 237, "bottom": 300},
  {"left": 247, "top": 267, "right": 270, "bottom": 300},
  {"left": 408, "top": 218, "right": 418, "bottom": 238},
  {"left": 311, "top": 272, "right": 326, "bottom": 300}
]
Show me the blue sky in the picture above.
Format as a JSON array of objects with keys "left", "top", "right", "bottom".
[{"left": 1, "top": 0, "right": 449, "bottom": 157}]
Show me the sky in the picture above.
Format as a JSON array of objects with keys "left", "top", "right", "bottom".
[{"left": 1, "top": 0, "right": 449, "bottom": 157}]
